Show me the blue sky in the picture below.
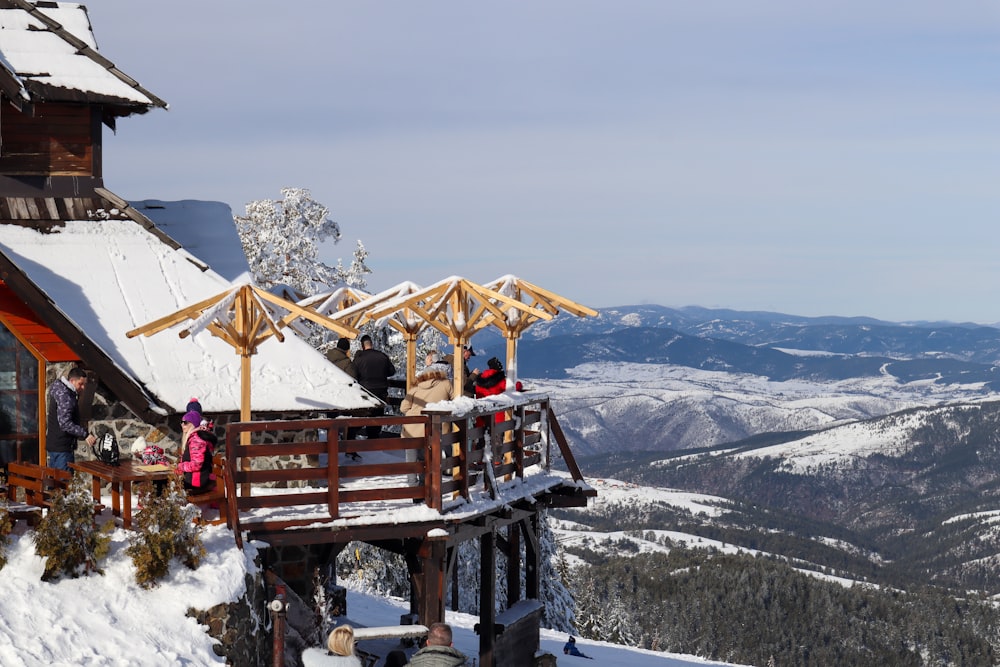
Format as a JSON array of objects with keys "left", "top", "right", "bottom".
[{"left": 87, "top": 1, "right": 1000, "bottom": 323}]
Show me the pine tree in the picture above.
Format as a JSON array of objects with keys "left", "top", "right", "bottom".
[
  {"left": 126, "top": 477, "right": 205, "bottom": 588},
  {"left": 539, "top": 512, "right": 576, "bottom": 632},
  {"left": 33, "top": 474, "right": 113, "bottom": 580}
]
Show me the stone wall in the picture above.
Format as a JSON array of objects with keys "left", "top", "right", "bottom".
[{"left": 188, "top": 557, "right": 271, "bottom": 666}]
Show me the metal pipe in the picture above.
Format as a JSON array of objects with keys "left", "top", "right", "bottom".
[{"left": 270, "top": 584, "right": 288, "bottom": 667}]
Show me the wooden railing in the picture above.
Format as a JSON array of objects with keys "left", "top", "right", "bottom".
[{"left": 222, "top": 396, "right": 585, "bottom": 548}]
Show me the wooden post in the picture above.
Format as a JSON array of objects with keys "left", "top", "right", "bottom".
[
  {"left": 405, "top": 331, "right": 418, "bottom": 391},
  {"left": 38, "top": 359, "right": 48, "bottom": 466},
  {"left": 525, "top": 514, "right": 540, "bottom": 600},
  {"left": 479, "top": 529, "right": 496, "bottom": 667},
  {"left": 450, "top": 339, "right": 463, "bottom": 399},
  {"left": 415, "top": 536, "right": 446, "bottom": 626},
  {"left": 505, "top": 335, "right": 517, "bottom": 388},
  {"left": 507, "top": 522, "right": 521, "bottom": 608}
]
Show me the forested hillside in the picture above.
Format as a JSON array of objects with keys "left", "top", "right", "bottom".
[{"left": 550, "top": 399, "right": 1000, "bottom": 665}]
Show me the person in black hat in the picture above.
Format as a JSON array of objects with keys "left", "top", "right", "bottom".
[{"left": 461, "top": 344, "right": 480, "bottom": 397}]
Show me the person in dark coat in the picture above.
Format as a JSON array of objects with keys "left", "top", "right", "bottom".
[
  {"left": 461, "top": 344, "right": 479, "bottom": 397},
  {"left": 383, "top": 649, "right": 408, "bottom": 667},
  {"left": 352, "top": 334, "right": 396, "bottom": 439},
  {"left": 326, "top": 337, "right": 357, "bottom": 379},
  {"left": 563, "top": 636, "right": 592, "bottom": 659},
  {"left": 46, "top": 367, "right": 96, "bottom": 470}
]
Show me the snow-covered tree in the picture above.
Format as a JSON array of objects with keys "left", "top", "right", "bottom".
[
  {"left": 235, "top": 187, "right": 370, "bottom": 294},
  {"left": 335, "top": 541, "right": 409, "bottom": 598},
  {"left": 538, "top": 511, "right": 575, "bottom": 632}
]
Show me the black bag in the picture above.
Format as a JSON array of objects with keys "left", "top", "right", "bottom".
[{"left": 92, "top": 427, "right": 120, "bottom": 466}]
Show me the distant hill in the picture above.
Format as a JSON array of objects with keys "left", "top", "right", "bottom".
[{"left": 473, "top": 305, "right": 1000, "bottom": 384}]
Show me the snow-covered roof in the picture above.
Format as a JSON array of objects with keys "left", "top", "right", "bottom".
[
  {"left": 0, "top": 1, "right": 165, "bottom": 110},
  {"left": 0, "top": 218, "right": 377, "bottom": 414},
  {"left": 129, "top": 200, "right": 250, "bottom": 282}
]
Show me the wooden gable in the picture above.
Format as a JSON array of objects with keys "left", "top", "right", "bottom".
[{"left": 0, "top": 280, "right": 76, "bottom": 362}]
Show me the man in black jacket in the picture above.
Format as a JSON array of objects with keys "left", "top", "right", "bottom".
[
  {"left": 352, "top": 334, "right": 396, "bottom": 439},
  {"left": 46, "top": 367, "right": 96, "bottom": 470}
]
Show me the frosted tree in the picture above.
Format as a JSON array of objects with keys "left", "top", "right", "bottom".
[
  {"left": 234, "top": 187, "right": 371, "bottom": 295},
  {"left": 235, "top": 188, "right": 374, "bottom": 350},
  {"left": 335, "top": 541, "right": 409, "bottom": 598},
  {"left": 572, "top": 571, "right": 607, "bottom": 640},
  {"left": 604, "top": 589, "right": 639, "bottom": 646},
  {"left": 538, "top": 512, "right": 576, "bottom": 632},
  {"left": 335, "top": 240, "right": 372, "bottom": 290}
]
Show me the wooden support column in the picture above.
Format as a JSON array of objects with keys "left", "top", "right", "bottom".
[
  {"left": 524, "top": 514, "right": 540, "bottom": 600},
  {"left": 507, "top": 522, "right": 521, "bottom": 608},
  {"left": 414, "top": 535, "right": 447, "bottom": 626},
  {"left": 447, "top": 546, "right": 460, "bottom": 612},
  {"left": 479, "top": 529, "right": 497, "bottom": 667},
  {"left": 427, "top": 415, "right": 443, "bottom": 510}
]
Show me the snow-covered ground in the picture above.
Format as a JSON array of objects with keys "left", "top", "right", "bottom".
[{"left": 0, "top": 498, "right": 748, "bottom": 666}]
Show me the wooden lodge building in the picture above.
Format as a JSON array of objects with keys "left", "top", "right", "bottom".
[{"left": 0, "top": 3, "right": 596, "bottom": 667}]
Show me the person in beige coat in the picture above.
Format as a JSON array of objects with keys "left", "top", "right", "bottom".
[{"left": 401, "top": 352, "right": 454, "bottom": 486}]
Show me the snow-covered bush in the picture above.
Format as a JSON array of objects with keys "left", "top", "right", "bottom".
[
  {"left": 0, "top": 501, "right": 11, "bottom": 570},
  {"left": 33, "top": 474, "right": 113, "bottom": 580},
  {"left": 126, "top": 477, "right": 205, "bottom": 589}
]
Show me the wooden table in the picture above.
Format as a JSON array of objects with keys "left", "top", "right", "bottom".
[{"left": 70, "top": 460, "right": 172, "bottom": 529}]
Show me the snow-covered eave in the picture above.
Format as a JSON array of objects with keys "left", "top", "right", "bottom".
[
  {"left": 0, "top": 53, "right": 30, "bottom": 103},
  {"left": 0, "top": 245, "right": 169, "bottom": 420},
  {"left": 0, "top": 220, "right": 375, "bottom": 415},
  {"left": 0, "top": 0, "right": 168, "bottom": 111}
]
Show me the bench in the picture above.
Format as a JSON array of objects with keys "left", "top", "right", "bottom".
[
  {"left": 6, "top": 462, "right": 70, "bottom": 509},
  {"left": 186, "top": 458, "right": 228, "bottom": 525}
]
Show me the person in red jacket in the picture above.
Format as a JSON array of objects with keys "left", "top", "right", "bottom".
[
  {"left": 474, "top": 357, "right": 508, "bottom": 446},
  {"left": 474, "top": 357, "right": 506, "bottom": 398}
]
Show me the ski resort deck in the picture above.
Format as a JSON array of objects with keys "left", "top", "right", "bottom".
[{"left": 215, "top": 393, "right": 593, "bottom": 666}]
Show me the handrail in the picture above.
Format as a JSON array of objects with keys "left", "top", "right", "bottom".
[{"left": 222, "top": 396, "right": 585, "bottom": 548}]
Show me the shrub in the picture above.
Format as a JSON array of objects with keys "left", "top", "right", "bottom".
[
  {"left": 0, "top": 500, "right": 11, "bottom": 570},
  {"left": 126, "top": 476, "right": 205, "bottom": 589},
  {"left": 33, "top": 474, "right": 112, "bottom": 580}
]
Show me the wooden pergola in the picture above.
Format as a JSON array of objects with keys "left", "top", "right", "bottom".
[
  {"left": 358, "top": 277, "right": 550, "bottom": 396},
  {"left": 303, "top": 282, "right": 428, "bottom": 388},
  {"left": 126, "top": 282, "right": 358, "bottom": 423},
  {"left": 482, "top": 275, "right": 598, "bottom": 386}
]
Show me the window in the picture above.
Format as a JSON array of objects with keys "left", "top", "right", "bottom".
[{"left": 0, "top": 321, "right": 39, "bottom": 462}]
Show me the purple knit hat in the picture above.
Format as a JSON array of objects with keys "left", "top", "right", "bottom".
[{"left": 182, "top": 410, "right": 202, "bottom": 426}]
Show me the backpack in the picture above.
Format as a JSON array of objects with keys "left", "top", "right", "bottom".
[{"left": 92, "top": 426, "right": 120, "bottom": 466}]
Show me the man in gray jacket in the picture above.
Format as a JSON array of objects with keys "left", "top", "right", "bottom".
[{"left": 407, "top": 622, "right": 468, "bottom": 666}]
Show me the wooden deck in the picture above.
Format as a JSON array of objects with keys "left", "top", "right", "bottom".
[{"left": 221, "top": 396, "right": 593, "bottom": 548}]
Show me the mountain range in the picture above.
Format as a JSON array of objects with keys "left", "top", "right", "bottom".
[
  {"left": 526, "top": 306, "right": 1000, "bottom": 664},
  {"left": 479, "top": 304, "right": 1000, "bottom": 384}
]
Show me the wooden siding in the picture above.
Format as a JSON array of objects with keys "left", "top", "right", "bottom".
[
  {"left": 0, "top": 197, "right": 116, "bottom": 221},
  {"left": 0, "top": 103, "right": 95, "bottom": 176},
  {"left": 0, "top": 281, "right": 77, "bottom": 362}
]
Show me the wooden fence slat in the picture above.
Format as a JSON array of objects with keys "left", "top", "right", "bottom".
[{"left": 220, "top": 397, "right": 586, "bottom": 547}]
